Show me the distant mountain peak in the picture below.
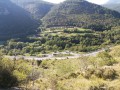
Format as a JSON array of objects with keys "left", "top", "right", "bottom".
[{"left": 11, "top": 0, "right": 54, "bottom": 19}]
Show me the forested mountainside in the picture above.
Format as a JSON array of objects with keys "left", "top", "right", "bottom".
[
  {"left": 0, "top": 0, "right": 120, "bottom": 40},
  {"left": 0, "top": 0, "right": 39, "bottom": 40},
  {"left": 11, "top": 0, "right": 54, "bottom": 19},
  {"left": 43, "top": 0, "right": 120, "bottom": 31}
]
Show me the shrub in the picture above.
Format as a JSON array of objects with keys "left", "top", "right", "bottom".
[
  {"left": 97, "top": 52, "right": 116, "bottom": 66},
  {"left": 94, "top": 68, "right": 118, "bottom": 80},
  {"left": 110, "top": 45, "right": 120, "bottom": 57},
  {"left": 68, "top": 73, "right": 79, "bottom": 79},
  {"left": 102, "top": 68, "right": 117, "bottom": 80},
  {"left": 13, "top": 70, "right": 27, "bottom": 83},
  {"left": 94, "top": 69, "right": 104, "bottom": 78},
  {"left": 89, "top": 84, "right": 107, "bottom": 90},
  {"left": 82, "top": 68, "right": 95, "bottom": 79},
  {"left": 0, "top": 69, "right": 18, "bottom": 88}
]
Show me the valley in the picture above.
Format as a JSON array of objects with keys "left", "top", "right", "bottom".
[
  {"left": 1, "top": 26, "right": 119, "bottom": 56},
  {"left": 0, "top": 0, "right": 120, "bottom": 90}
]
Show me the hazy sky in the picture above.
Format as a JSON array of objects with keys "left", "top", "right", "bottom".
[{"left": 44, "top": 0, "right": 109, "bottom": 4}]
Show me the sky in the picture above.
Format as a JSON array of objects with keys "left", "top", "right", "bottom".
[{"left": 44, "top": 0, "right": 109, "bottom": 4}]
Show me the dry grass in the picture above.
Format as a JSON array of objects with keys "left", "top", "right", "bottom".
[{"left": 24, "top": 45, "right": 120, "bottom": 90}]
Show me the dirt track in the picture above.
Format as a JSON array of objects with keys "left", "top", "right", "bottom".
[{"left": 5, "top": 49, "right": 105, "bottom": 61}]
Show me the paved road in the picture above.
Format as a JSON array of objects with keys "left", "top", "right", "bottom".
[{"left": 5, "top": 49, "right": 105, "bottom": 61}]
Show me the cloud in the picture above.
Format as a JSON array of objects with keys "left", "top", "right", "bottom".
[
  {"left": 87, "top": 0, "right": 109, "bottom": 4},
  {"left": 43, "top": 0, "right": 110, "bottom": 4},
  {"left": 107, "top": 0, "right": 120, "bottom": 4},
  {"left": 44, "top": 0, "right": 64, "bottom": 3}
]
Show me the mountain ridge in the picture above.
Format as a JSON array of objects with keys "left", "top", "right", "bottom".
[
  {"left": 42, "top": 0, "right": 120, "bottom": 31},
  {"left": 11, "top": 0, "right": 54, "bottom": 19},
  {"left": 0, "top": 0, "right": 39, "bottom": 40}
]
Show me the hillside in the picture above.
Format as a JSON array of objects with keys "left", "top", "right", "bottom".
[
  {"left": 42, "top": 0, "right": 120, "bottom": 31},
  {"left": 0, "top": 0, "right": 39, "bottom": 40},
  {"left": 0, "top": 44, "right": 120, "bottom": 89},
  {"left": 11, "top": 0, "right": 54, "bottom": 19}
]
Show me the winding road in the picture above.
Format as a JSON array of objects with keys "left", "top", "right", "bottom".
[{"left": 5, "top": 49, "right": 105, "bottom": 61}]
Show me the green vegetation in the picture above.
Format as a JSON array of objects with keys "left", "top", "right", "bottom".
[
  {"left": 0, "top": 53, "right": 41, "bottom": 88},
  {"left": 0, "top": 57, "right": 31, "bottom": 88},
  {"left": 1, "top": 0, "right": 120, "bottom": 41},
  {"left": 0, "top": 0, "right": 120, "bottom": 89},
  {"left": 0, "top": 45, "right": 120, "bottom": 89},
  {"left": 43, "top": 0, "right": 120, "bottom": 31},
  {"left": 25, "top": 45, "right": 120, "bottom": 90},
  {"left": 1, "top": 26, "right": 120, "bottom": 56}
]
